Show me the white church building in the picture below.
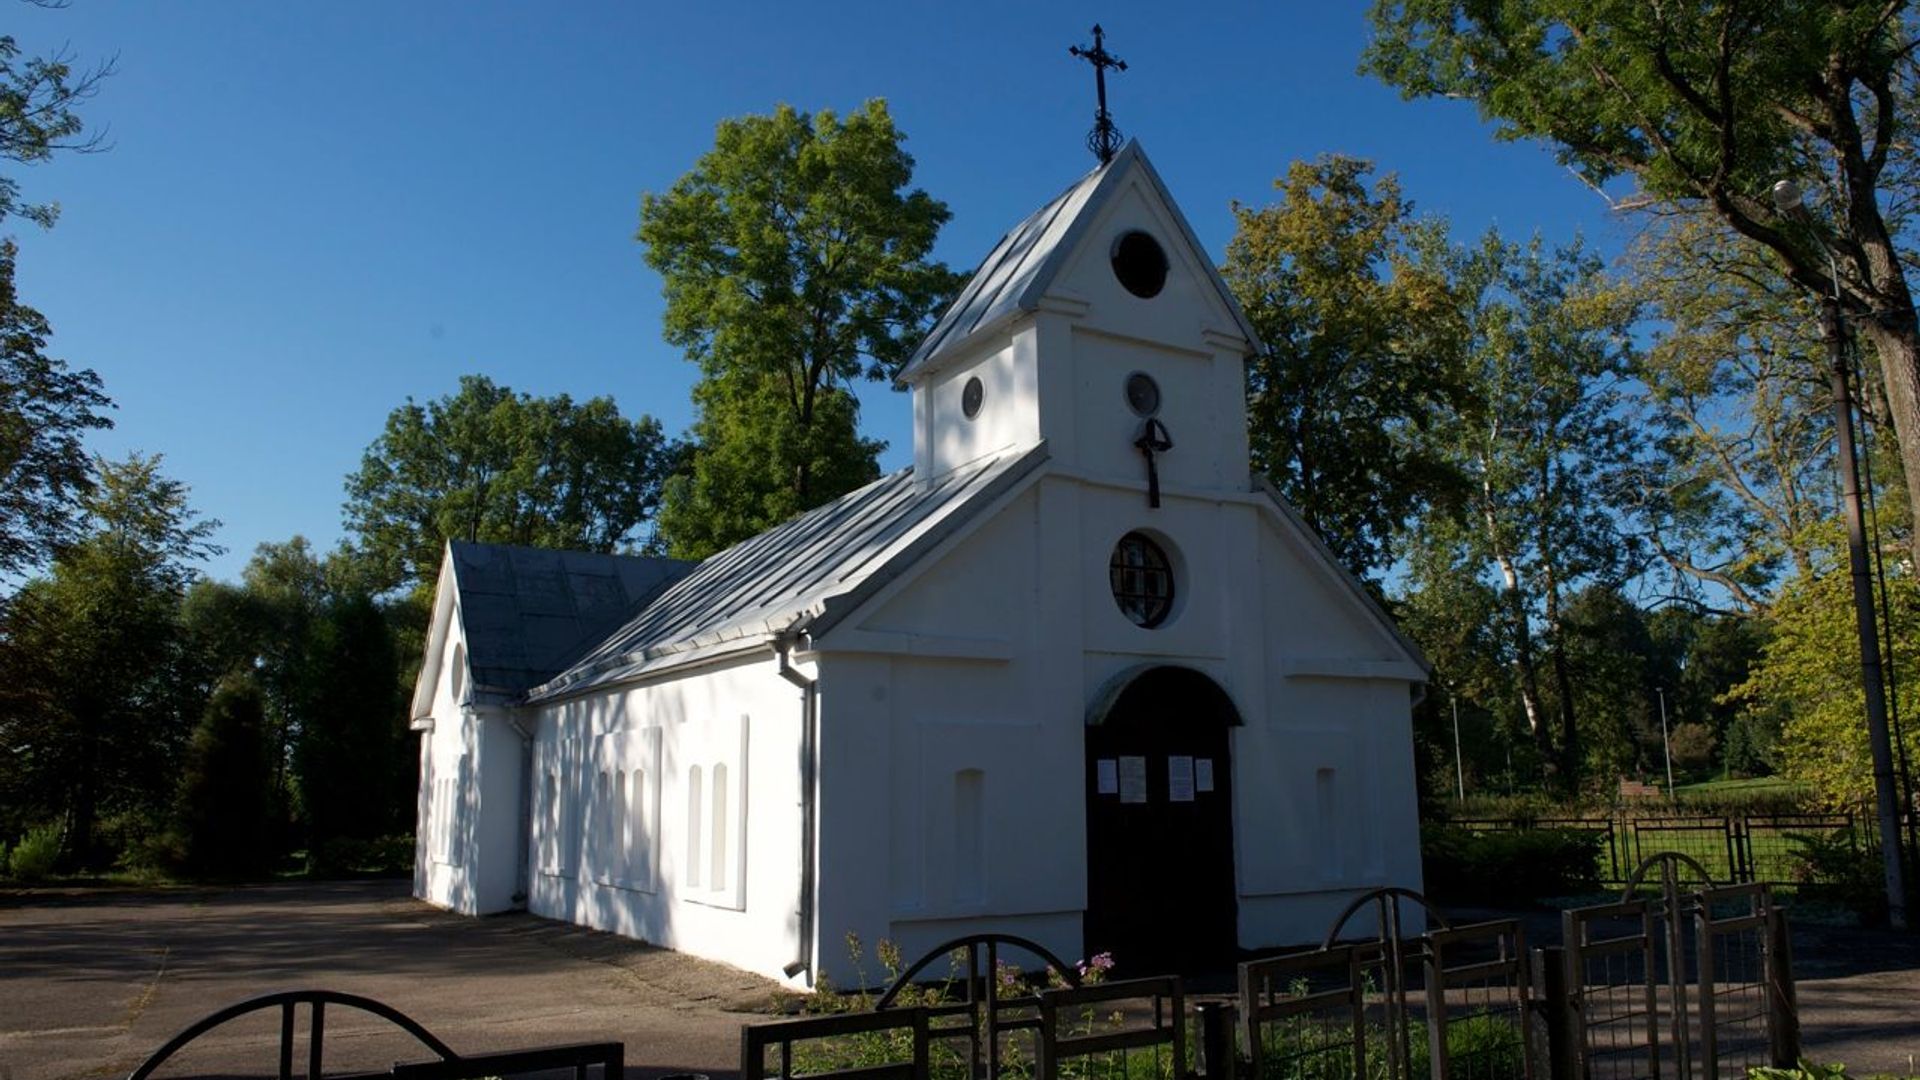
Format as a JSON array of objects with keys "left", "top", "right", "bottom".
[{"left": 410, "top": 141, "right": 1429, "bottom": 987}]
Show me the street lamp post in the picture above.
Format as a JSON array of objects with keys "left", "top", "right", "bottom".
[
  {"left": 1770, "top": 178, "right": 1911, "bottom": 930},
  {"left": 1656, "top": 686, "right": 1675, "bottom": 797},
  {"left": 1450, "top": 687, "right": 1465, "bottom": 802}
]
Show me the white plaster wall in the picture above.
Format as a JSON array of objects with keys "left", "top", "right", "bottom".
[
  {"left": 417, "top": 625, "right": 474, "bottom": 913},
  {"left": 525, "top": 651, "right": 810, "bottom": 985},
  {"left": 819, "top": 464, "right": 1424, "bottom": 970},
  {"left": 914, "top": 332, "right": 1039, "bottom": 480},
  {"left": 470, "top": 708, "right": 525, "bottom": 914}
]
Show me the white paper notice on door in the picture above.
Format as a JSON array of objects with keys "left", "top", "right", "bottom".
[
  {"left": 1195, "top": 758, "right": 1215, "bottom": 793},
  {"left": 1118, "top": 756, "right": 1148, "bottom": 803},
  {"left": 1097, "top": 759, "right": 1119, "bottom": 795},
  {"left": 1168, "top": 755, "right": 1196, "bottom": 802}
]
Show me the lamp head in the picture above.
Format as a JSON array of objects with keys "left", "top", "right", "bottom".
[{"left": 1771, "top": 178, "right": 1805, "bottom": 215}]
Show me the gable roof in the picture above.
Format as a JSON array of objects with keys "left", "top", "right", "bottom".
[
  {"left": 444, "top": 542, "right": 695, "bottom": 705},
  {"left": 525, "top": 443, "right": 1050, "bottom": 702},
  {"left": 895, "top": 140, "right": 1264, "bottom": 386}
]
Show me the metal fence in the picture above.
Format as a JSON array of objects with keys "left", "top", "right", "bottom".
[
  {"left": 127, "top": 989, "right": 623, "bottom": 1080},
  {"left": 742, "top": 877, "right": 1798, "bottom": 1080},
  {"left": 1451, "top": 812, "right": 1860, "bottom": 886}
]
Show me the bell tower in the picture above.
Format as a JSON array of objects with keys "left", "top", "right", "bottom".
[{"left": 895, "top": 142, "right": 1263, "bottom": 506}]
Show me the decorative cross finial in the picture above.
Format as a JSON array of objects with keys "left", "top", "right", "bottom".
[{"left": 1069, "top": 24, "right": 1127, "bottom": 165}]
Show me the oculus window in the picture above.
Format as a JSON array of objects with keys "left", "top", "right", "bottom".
[
  {"left": 1111, "top": 230, "right": 1169, "bottom": 299},
  {"left": 1125, "top": 372, "right": 1161, "bottom": 417},
  {"left": 962, "top": 375, "right": 984, "bottom": 420},
  {"left": 1109, "top": 532, "right": 1175, "bottom": 628}
]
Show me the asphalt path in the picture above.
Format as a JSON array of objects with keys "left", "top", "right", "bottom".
[
  {"left": 0, "top": 879, "right": 779, "bottom": 1080},
  {"left": 3, "top": 881, "right": 1917, "bottom": 1079}
]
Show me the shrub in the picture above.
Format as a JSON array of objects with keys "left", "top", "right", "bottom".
[
  {"left": 309, "top": 834, "right": 416, "bottom": 877},
  {"left": 6, "top": 822, "right": 63, "bottom": 882},
  {"left": 1786, "top": 832, "right": 1887, "bottom": 925},
  {"left": 1421, "top": 825, "right": 1602, "bottom": 903}
]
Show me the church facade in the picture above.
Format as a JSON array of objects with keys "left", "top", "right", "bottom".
[{"left": 410, "top": 142, "right": 1429, "bottom": 987}]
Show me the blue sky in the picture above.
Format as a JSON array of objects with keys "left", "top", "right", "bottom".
[{"left": 7, "top": 2, "right": 1636, "bottom": 582}]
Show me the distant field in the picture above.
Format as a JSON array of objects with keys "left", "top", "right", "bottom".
[{"left": 1673, "top": 775, "right": 1809, "bottom": 797}]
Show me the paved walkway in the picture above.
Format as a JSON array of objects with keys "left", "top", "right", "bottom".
[
  {"left": 3, "top": 881, "right": 1917, "bottom": 1079},
  {"left": 0, "top": 879, "right": 780, "bottom": 1080}
]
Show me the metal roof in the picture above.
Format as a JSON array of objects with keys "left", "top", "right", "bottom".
[
  {"left": 446, "top": 541, "right": 694, "bottom": 703},
  {"left": 526, "top": 443, "right": 1049, "bottom": 702},
  {"left": 895, "top": 141, "right": 1264, "bottom": 386}
]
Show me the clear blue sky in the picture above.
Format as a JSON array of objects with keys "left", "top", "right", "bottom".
[{"left": 8, "top": 2, "right": 1634, "bottom": 582}]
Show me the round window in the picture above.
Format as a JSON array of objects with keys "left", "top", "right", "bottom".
[
  {"left": 962, "top": 375, "right": 984, "bottom": 420},
  {"left": 1125, "top": 372, "right": 1161, "bottom": 417},
  {"left": 1109, "top": 532, "right": 1175, "bottom": 628},
  {"left": 1110, "top": 230, "right": 1169, "bottom": 298}
]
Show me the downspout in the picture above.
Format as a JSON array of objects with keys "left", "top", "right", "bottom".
[
  {"left": 506, "top": 710, "right": 533, "bottom": 910},
  {"left": 774, "top": 632, "right": 819, "bottom": 985}
]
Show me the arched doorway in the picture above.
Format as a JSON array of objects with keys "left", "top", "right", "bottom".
[{"left": 1083, "top": 665, "right": 1239, "bottom": 974}]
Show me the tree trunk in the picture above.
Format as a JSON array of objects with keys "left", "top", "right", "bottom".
[
  {"left": 1856, "top": 318, "right": 1920, "bottom": 566},
  {"left": 1542, "top": 562, "right": 1580, "bottom": 792},
  {"left": 1492, "top": 545, "right": 1553, "bottom": 770}
]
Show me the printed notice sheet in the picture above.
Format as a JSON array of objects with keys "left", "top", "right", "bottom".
[
  {"left": 1097, "top": 759, "right": 1118, "bottom": 794},
  {"left": 1195, "top": 758, "right": 1215, "bottom": 793},
  {"left": 1168, "top": 755, "right": 1196, "bottom": 802},
  {"left": 1118, "top": 756, "right": 1148, "bottom": 803}
]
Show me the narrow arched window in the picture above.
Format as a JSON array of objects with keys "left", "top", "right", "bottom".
[{"left": 686, "top": 765, "right": 704, "bottom": 889}]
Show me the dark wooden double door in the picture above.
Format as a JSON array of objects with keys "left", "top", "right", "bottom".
[{"left": 1083, "top": 666, "right": 1239, "bottom": 975}]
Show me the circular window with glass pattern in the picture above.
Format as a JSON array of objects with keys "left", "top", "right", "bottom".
[{"left": 1109, "top": 531, "right": 1176, "bottom": 628}]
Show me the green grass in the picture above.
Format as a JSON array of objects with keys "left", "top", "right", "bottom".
[{"left": 1673, "top": 776, "right": 1808, "bottom": 797}]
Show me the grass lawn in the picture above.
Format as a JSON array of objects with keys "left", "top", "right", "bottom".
[{"left": 1672, "top": 775, "right": 1809, "bottom": 798}]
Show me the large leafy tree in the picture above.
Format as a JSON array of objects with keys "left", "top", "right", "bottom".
[
  {"left": 0, "top": 239, "right": 111, "bottom": 581},
  {"left": 343, "top": 375, "right": 674, "bottom": 593},
  {"left": 1418, "top": 232, "right": 1642, "bottom": 788},
  {"left": 1728, "top": 557, "right": 1920, "bottom": 806},
  {"left": 638, "top": 100, "right": 962, "bottom": 558},
  {"left": 0, "top": 454, "right": 219, "bottom": 865},
  {"left": 1220, "top": 156, "right": 1464, "bottom": 581},
  {"left": 1363, "top": 0, "right": 1920, "bottom": 564},
  {"left": 1618, "top": 218, "right": 1835, "bottom": 611},
  {"left": 0, "top": 31, "right": 110, "bottom": 229}
]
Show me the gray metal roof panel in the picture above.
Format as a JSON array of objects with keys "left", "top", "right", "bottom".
[
  {"left": 446, "top": 542, "right": 696, "bottom": 696},
  {"left": 527, "top": 443, "right": 1050, "bottom": 702}
]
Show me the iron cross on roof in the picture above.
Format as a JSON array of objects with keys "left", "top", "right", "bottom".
[{"left": 1068, "top": 24, "right": 1128, "bottom": 165}]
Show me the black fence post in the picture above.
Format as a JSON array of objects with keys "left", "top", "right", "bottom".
[
  {"left": 1195, "top": 1000, "right": 1236, "bottom": 1080},
  {"left": 1765, "top": 908, "right": 1801, "bottom": 1069},
  {"left": 1530, "top": 946, "right": 1579, "bottom": 1080}
]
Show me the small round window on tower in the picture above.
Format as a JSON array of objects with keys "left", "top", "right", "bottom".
[
  {"left": 962, "top": 376, "right": 984, "bottom": 420},
  {"left": 1109, "top": 531, "right": 1176, "bottom": 628},
  {"left": 1111, "top": 230, "right": 1169, "bottom": 299},
  {"left": 1125, "top": 372, "right": 1161, "bottom": 417}
]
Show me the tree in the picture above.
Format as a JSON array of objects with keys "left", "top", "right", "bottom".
[
  {"left": 655, "top": 372, "right": 878, "bottom": 559},
  {"left": 0, "top": 239, "right": 111, "bottom": 581},
  {"left": 1363, "top": 0, "right": 1920, "bottom": 565},
  {"left": 295, "top": 592, "right": 405, "bottom": 867},
  {"left": 0, "top": 31, "right": 111, "bottom": 228},
  {"left": 1220, "top": 156, "right": 1464, "bottom": 581},
  {"left": 1617, "top": 218, "right": 1837, "bottom": 612},
  {"left": 638, "top": 100, "right": 963, "bottom": 557},
  {"left": 173, "top": 674, "right": 272, "bottom": 877},
  {"left": 1726, "top": 559, "right": 1920, "bottom": 806},
  {"left": 0, "top": 453, "right": 218, "bottom": 865},
  {"left": 1421, "top": 231, "right": 1642, "bottom": 788},
  {"left": 343, "top": 375, "right": 673, "bottom": 593}
]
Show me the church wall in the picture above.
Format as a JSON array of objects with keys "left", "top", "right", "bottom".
[
  {"left": 469, "top": 707, "right": 525, "bottom": 914},
  {"left": 915, "top": 331, "right": 1039, "bottom": 480},
  {"left": 830, "top": 462, "right": 1424, "bottom": 967},
  {"left": 523, "top": 650, "right": 809, "bottom": 984},
  {"left": 417, "top": 625, "right": 475, "bottom": 914}
]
